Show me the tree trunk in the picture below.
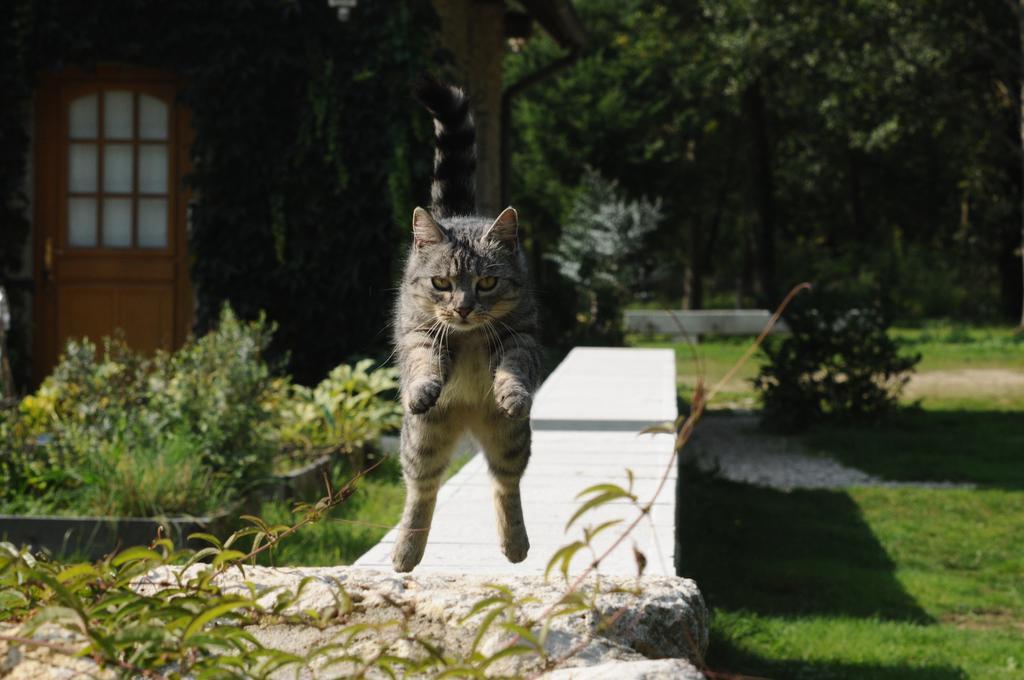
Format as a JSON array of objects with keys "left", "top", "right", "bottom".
[
  {"left": 686, "top": 212, "right": 705, "bottom": 310},
  {"left": 744, "top": 80, "right": 778, "bottom": 305},
  {"left": 847, "top": 148, "right": 866, "bottom": 240},
  {"left": 736, "top": 232, "right": 755, "bottom": 308},
  {"left": 685, "top": 262, "right": 704, "bottom": 310}
]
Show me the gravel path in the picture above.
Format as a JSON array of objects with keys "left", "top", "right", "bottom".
[
  {"left": 905, "top": 367, "right": 1024, "bottom": 399},
  {"left": 686, "top": 412, "right": 975, "bottom": 491}
]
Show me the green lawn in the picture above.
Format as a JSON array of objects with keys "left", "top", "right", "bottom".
[
  {"left": 679, "top": 473, "right": 1024, "bottom": 679},
  {"left": 631, "top": 322, "right": 1024, "bottom": 410},
  {"left": 892, "top": 324, "right": 1024, "bottom": 372},
  {"left": 259, "top": 450, "right": 472, "bottom": 567},
  {"left": 628, "top": 334, "right": 765, "bottom": 408},
  {"left": 255, "top": 454, "right": 406, "bottom": 567},
  {"left": 641, "top": 323, "right": 1023, "bottom": 679}
]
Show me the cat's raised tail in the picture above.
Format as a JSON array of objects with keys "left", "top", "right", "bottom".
[{"left": 414, "top": 76, "right": 477, "bottom": 218}]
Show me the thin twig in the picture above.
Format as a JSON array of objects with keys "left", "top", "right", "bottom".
[{"left": 240, "top": 456, "right": 387, "bottom": 563}]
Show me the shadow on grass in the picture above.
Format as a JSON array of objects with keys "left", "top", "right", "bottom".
[
  {"left": 676, "top": 466, "right": 930, "bottom": 623},
  {"left": 802, "top": 409, "right": 1024, "bottom": 489},
  {"left": 707, "top": 634, "right": 966, "bottom": 680}
]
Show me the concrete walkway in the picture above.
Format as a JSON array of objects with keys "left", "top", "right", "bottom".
[{"left": 355, "top": 347, "right": 679, "bottom": 576}]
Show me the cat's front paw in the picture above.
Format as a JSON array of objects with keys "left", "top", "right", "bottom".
[
  {"left": 406, "top": 379, "right": 442, "bottom": 414},
  {"left": 496, "top": 384, "right": 532, "bottom": 420}
]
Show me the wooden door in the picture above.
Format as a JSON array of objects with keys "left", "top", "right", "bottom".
[{"left": 33, "top": 65, "right": 192, "bottom": 382}]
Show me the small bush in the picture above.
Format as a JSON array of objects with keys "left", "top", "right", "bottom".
[
  {"left": 278, "top": 358, "right": 401, "bottom": 460},
  {"left": 754, "top": 289, "right": 921, "bottom": 432},
  {"left": 147, "top": 307, "right": 277, "bottom": 490},
  {"left": 0, "top": 306, "right": 402, "bottom": 516}
]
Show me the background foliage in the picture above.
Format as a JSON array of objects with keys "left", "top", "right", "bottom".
[
  {"left": 0, "top": 0, "right": 439, "bottom": 388},
  {"left": 509, "top": 0, "right": 1024, "bottom": 342}
]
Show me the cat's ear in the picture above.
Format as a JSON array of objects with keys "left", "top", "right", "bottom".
[
  {"left": 412, "top": 207, "right": 446, "bottom": 248},
  {"left": 482, "top": 207, "right": 518, "bottom": 250}
]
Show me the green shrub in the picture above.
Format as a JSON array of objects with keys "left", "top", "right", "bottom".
[
  {"left": 278, "top": 358, "right": 401, "bottom": 460},
  {"left": 0, "top": 307, "right": 276, "bottom": 514},
  {"left": 754, "top": 289, "right": 921, "bottom": 432},
  {"left": 147, "top": 307, "right": 277, "bottom": 490},
  {"left": 0, "top": 306, "right": 402, "bottom": 516}
]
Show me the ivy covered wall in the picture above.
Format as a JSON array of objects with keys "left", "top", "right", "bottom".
[{"left": 0, "top": 0, "right": 440, "bottom": 386}]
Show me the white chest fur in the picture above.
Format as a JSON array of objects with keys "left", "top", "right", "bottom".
[{"left": 439, "top": 339, "right": 494, "bottom": 407}]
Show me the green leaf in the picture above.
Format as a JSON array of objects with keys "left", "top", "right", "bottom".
[
  {"left": 188, "top": 532, "right": 223, "bottom": 549},
  {"left": 566, "top": 489, "right": 634, "bottom": 530},
  {"left": 479, "top": 642, "right": 535, "bottom": 670},
  {"left": 500, "top": 622, "right": 543, "bottom": 652},
  {"left": 574, "top": 482, "right": 633, "bottom": 500},
  {"left": 211, "top": 550, "right": 247, "bottom": 567},
  {"left": 0, "top": 589, "right": 29, "bottom": 612},
  {"left": 545, "top": 541, "right": 586, "bottom": 580},
  {"left": 182, "top": 599, "right": 250, "bottom": 641},
  {"left": 583, "top": 519, "right": 623, "bottom": 544},
  {"left": 470, "top": 606, "right": 505, "bottom": 654},
  {"left": 458, "top": 595, "right": 510, "bottom": 624},
  {"left": 184, "top": 547, "right": 221, "bottom": 568},
  {"left": 56, "top": 563, "right": 100, "bottom": 584},
  {"left": 239, "top": 514, "right": 270, "bottom": 532},
  {"left": 110, "top": 547, "right": 162, "bottom": 567},
  {"left": 435, "top": 667, "right": 486, "bottom": 679}
]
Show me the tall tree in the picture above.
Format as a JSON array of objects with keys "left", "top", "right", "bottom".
[{"left": 509, "top": 0, "right": 1024, "bottom": 325}]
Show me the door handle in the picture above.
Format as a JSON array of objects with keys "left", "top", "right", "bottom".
[{"left": 44, "top": 237, "right": 54, "bottom": 282}]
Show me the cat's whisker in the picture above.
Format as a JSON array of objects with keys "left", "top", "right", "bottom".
[
  {"left": 482, "top": 319, "right": 500, "bottom": 360},
  {"left": 487, "top": 318, "right": 507, "bottom": 360},
  {"left": 496, "top": 319, "right": 525, "bottom": 352},
  {"left": 377, "top": 346, "right": 399, "bottom": 370}
]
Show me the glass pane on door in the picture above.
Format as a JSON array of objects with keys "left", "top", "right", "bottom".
[
  {"left": 103, "top": 144, "right": 133, "bottom": 193},
  {"left": 139, "top": 95, "right": 168, "bottom": 140},
  {"left": 68, "top": 144, "right": 97, "bottom": 192},
  {"left": 102, "top": 198, "right": 132, "bottom": 247},
  {"left": 69, "top": 95, "right": 98, "bottom": 139},
  {"left": 104, "top": 91, "right": 133, "bottom": 140},
  {"left": 138, "top": 198, "right": 168, "bottom": 248},
  {"left": 68, "top": 198, "right": 97, "bottom": 247},
  {"left": 138, "top": 145, "right": 168, "bottom": 193}
]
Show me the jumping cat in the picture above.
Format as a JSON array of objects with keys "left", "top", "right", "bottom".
[{"left": 390, "top": 78, "right": 541, "bottom": 573}]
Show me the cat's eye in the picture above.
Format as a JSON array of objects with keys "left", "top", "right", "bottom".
[
  {"left": 476, "top": 276, "right": 497, "bottom": 292},
  {"left": 431, "top": 277, "right": 452, "bottom": 291}
]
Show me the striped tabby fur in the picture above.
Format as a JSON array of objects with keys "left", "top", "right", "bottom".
[
  {"left": 414, "top": 77, "right": 477, "bottom": 218},
  {"left": 391, "top": 79, "right": 541, "bottom": 573}
]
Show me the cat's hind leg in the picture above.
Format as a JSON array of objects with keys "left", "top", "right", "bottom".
[
  {"left": 470, "top": 415, "right": 531, "bottom": 563},
  {"left": 392, "top": 410, "right": 460, "bottom": 572}
]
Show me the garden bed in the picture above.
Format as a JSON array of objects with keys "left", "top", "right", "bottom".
[
  {"left": 0, "top": 510, "right": 235, "bottom": 559},
  {"left": 0, "top": 308, "right": 402, "bottom": 560}
]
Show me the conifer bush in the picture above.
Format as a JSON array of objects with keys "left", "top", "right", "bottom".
[{"left": 547, "top": 167, "right": 662, "bottom": 343}]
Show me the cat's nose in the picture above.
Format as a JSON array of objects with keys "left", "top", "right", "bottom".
[{"left": 456, "top": 306, "right": 472, "bottom": 319}]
